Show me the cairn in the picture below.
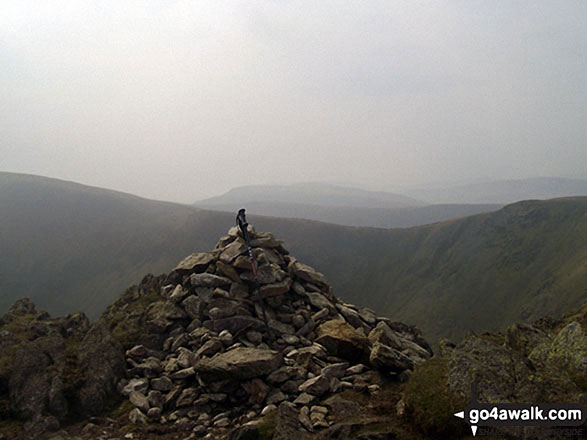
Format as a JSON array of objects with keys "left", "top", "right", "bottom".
[{"left": 119, "top": 226, "right": 432, "bottom": 437}]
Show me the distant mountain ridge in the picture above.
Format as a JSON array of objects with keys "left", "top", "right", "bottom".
[
  {"left": 402, "top": 176, "right": 587, "bottom": 204},
  {"left": 196, "top": 182, "right": 425, "bottom": 209},
  {"left": 1, "top": 172, "right": 585, "bottom": 346}
]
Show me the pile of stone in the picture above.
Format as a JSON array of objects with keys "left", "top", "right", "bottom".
[{"left": 118, "top": 226, "right": 432, "bottom": 437}]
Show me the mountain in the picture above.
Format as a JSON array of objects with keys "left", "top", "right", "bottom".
[
  {"left": 193, "top": 200, "right": 502, "bottom": 229},
  {"left": 196, "top": 182, "right": 425, "bottom": 209},
  {"left": 402, "top": 176, "right": 587, "bottom": 204},
  {"left": 1, "top": 172, "right": 586, "bottom": 345}
]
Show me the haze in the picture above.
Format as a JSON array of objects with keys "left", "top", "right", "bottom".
[{"left": 1, "top": 1, "right": 586, "bottom": 203}]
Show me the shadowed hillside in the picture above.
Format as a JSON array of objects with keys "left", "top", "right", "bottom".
[{"left": 1, "top": 172, "right": 585, "bottom": 345}]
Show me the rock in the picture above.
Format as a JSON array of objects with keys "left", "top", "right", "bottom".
[
  {"left": 244, "top": 378, "right": 270, "bottom": 404},
  {"left": 129, "top": 391, "right": 150, "bottom": 413},
  {"left": 273, "top": 402, "right": 310, "bottom": 440},
  {"left": 219, "top": 330, "right": 234, "bottom": 345},
  {"left": 170, "top": 367, "right": 196, "bottom": 380},
  {"left": 219, "top": 241, "right": 247, "bottom": 263},
  {"left": 147, "top": 390, "right": 164, "bottom": 409},
  {"left": 182, "top": 296, "right": 203, "bottom": 320},
  {"left": 176, "top": 388, "right": 199, "bottom": 407},
  {"left": 299, "top": 406, "right": 313, "bottom": 431},
  {"left": 294, "top": 393, "right": 316, "bottom": 406},
  {"left": 266, "top": 390, "right": 286, "bottom": 405},
  {"left": 322, "top": 362, "right": 349, "bottom": 379},
  {"left": 122, "top": 378, "right": 150, "bottom": 396},
  {"left": 195, "top": 348, "right": 282, "bottom": 381},
  {"left": 151, "top": 376, "right": 173, "bottom": 392},
  {"left": 9, "top": 335, "right": 66, "bottom": 427},
  {"left": 216, "top": 260, "right": 242, "bottom": 283},
  {"left": 196, "top": 338, "right": 223, "bottom": 358},
  {"left": 129, "top": 408, "right": 148, "bottom": 425},
  {"left": 315, "top": 320, "right": 370, "bottom": 362},
  {"left": 260, "top": 279, "right": 292, "bottom": 298},
  {"left": 369, "top": 342, "right": 414, "bottom": 373},
  {"left": 358, "top": 308, "right": 377, "bottom": 326},
  {"left": 190, "top": 273, "right": 232, "bottom": 288},
  {"left": 298, "top": 375, "right": 330, "bottom": 396},
  {"left": 203, "top": 316, "right": 265, "bottom": 335},
  {"left": 169, "top": 285, "right": 188, "bottom": 303},
  {"left": 228, "top": 424, "right": 259, "bottom": 440},
  {"left": 174, "top": 252, "right": 215, "bottom": 273},
  {"left": 529, "top": 321, "right": 587, "bottom": 374},
  {"left": 289, "top": 261, "right": 329, "bottom": 288},
  {"left": 261, "top": 404, "right": 277, "bottom": 415}
]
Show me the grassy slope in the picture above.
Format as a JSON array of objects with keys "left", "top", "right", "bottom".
[{"left": 1, "top": 172, "right": 585, "bottom": 344}]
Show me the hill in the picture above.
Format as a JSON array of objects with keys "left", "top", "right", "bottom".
[
  {"left": 1, "top": 172, "right": 586, "bottom": 345},
  {"left": 196, "top": 182, "right": 424, "bottom": 209},
  {"left": 193, "top": 199, "right": 502, "bottom": 228},
  {"left": 402, "top": 176, "right": 587, "bottom": 204}
]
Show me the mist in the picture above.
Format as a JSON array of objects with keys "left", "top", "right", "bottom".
[{"left": 1, "top": 0, "right": 586, "bottom": 203}]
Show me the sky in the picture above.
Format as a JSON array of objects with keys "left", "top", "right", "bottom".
[{"left": 1, "top": 0, "right": 586, "bottom": 203}]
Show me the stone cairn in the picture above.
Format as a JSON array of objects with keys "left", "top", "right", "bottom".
[{"left": 119, "top": 226, "right": 432, "bottom": 437}]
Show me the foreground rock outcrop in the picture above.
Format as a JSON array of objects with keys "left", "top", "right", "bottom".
[
  {"left": 113, "top": 226, "right": 433, "bottom": 438},
  {"left": 0, "top": 299, "right": 124, "bottom": 437}
]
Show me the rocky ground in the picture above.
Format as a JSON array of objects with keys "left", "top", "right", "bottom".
[{"left": 0, "top": 226, "right": 585, "bottom": 440}]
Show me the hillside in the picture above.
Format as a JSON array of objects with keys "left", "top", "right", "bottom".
[
  {"left": 402, "top": 176, "right": 587, "bottom": 204},
  {"left": 196, "top": 182, "right": 424, "bottom": 209},
  {"left": 193, "top": 200, "right": 502, "bottom": 229},
  {"left": 1, "top": 172, "right": 586, "bottom": 345}
]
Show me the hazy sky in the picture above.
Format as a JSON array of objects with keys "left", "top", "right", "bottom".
[{"left": 1, "top": 1, "right": 586, "bottom": 202}]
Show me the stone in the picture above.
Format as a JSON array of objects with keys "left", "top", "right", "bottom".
[
  {"left": 358, "top": 308, "right": 378, "bottom": 326},
  {"left": 129, "top": 408, "right": 148, "bottom": 425},
  {"left": 170, "top": 367, "right": 196, "bottom": 380},
  {"left": 203, "top": 316, "right": 265, "bottom": 335},
  {"left": 289, "top": 261, "right": 329, "bottom": 288},
  {"left": 147, "top": 390, "right": 164, "bottom": 409},
  {"left": 151, "top": 376, "right": 173, "bottom": 392},
  {"left": 529, "top": 321, "right": 587, "bottom": 374},
  {"left": 261, "top": 404, "right": 277, "bottom": 415},
  {"left": 196, "top": 338, "right": 223, "bottom": 358},
  {"left": 298, "top": 375, "right": 330, "bottom": 396},
  {"left": 219, "top": 330, "right": 234, "bottom": 345},
  {"left": 247, "top": 331, "right": 263, "bottom": 344},
  {"left": 169, "top": 285, "right": 189, "bottom": 303},
  {"left": 147, "top": 407, "right": 162, "bottom": 419},
  {"left": 369, "top": 343, "right": 414, "bottom": 373},
  {"left": 266, "top": 390, "right": 286, "bottom": 405},
  {"left": 219, "top": 241, "right": 247, "bottom": 263},
  {"left": 182, "top": 296, "right": 203, "bottom": 320},
  {"left": 299, "top": 406, "right": 313, "bottom": 431},
  {"left": 195, "top": 347, "right": 282, "bottom": 381},
  {"left": 216, "top": 260, "right": 242, "bottom": 283},
  {"left": 129, "top": 391, "right": 150, "bottom": 413},
  {"left": 122, "top": 378, "right": 149, "bottom": 396},
  {"left": 260, "top": 279, "right": 292, "bottom": 298},
  {"left": 273, "top": 402, "right": 310, "bottom": 440},
  {"left": 174, "top": 253, "right": 215, "bottom": 272},
  {"left": 315, "top": 320, "right": 370, "bottom": 362},
  {"left": 190, "top": 273, "right": 232, "bottom": 288},
  {"left": 177, "top": 388, "right": 199, "bottom": 407},
  {"left": 321, "top": 362, "right": 349, "bottom": 379}
]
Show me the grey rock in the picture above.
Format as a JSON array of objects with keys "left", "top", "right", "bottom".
[
  {"left": 195, "top": 347, "right": 282, "bottom": 381},
  {"left": 190, "top": 273, "right": 232, "bottom": 288},
  {"left": 129, "top": 408, "right": 148, "bottom": 425},
  {"left": 129, "top": 391, "right": 150, "bottom": 413},
  {"left": 369, "top": 342, "right": 414, "bottom": 372},
  {"left": 174, "top": 252, "right": 215, "bottom": 273},
  {"left": 151, "top": 376, "right": 173, "bottom": 392},
  {"left": 298, "top": 375, "right": 330, "bottom": 396}
]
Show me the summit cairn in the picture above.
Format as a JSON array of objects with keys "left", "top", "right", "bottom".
[{"left": 120, "top": 225, "right": 432, "bottom": 436}]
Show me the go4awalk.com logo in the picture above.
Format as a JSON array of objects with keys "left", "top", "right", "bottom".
[{"left": 454, "top": 402, "right": 586, "bottom": 436}]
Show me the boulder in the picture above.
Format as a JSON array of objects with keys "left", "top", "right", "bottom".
[
  {"left": 315, "top": 320, "right": 370, "bottom": 362},
  {"left": 76, "top": 322, "right": 126, "bottom": 416},
  {"left": 195, "top": 348, "right": 282, "bottom": 381},
  {"left": 173, "top": 252, "right": 215, "bottom": 273},
  {"left": 369, "top": 343, "right": 414, "bottom": 373}
]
